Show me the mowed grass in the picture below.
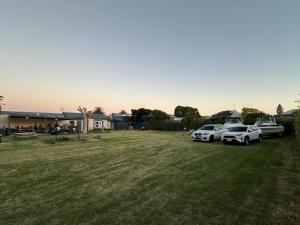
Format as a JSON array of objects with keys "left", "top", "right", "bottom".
[{"left": 0, "top": 131, "right": 299, "bottom": 225}]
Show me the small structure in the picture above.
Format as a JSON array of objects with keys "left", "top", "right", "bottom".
[
  {"left": 92, "top": 113, "right": 113, "bottom": 130},
  {"left": 111, "top": 114, "right": 130, "bottom": 130}
]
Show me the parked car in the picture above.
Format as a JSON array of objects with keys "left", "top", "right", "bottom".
[
  {"left": 192, "top": 124, "right": 226, "bottom": 142},
  {"left": 222, "top": 125, "right": 263, "bottom": 145},
  {"left": 254, "top": 116, "right": 284, "bottom": 136}
]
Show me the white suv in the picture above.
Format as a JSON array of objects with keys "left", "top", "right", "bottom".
[
  {"left": 192, "top": 124, "right": 226, "bottom": 142},
  {"left": 222, "top": 125, "right": 263, "bottom": 145}
]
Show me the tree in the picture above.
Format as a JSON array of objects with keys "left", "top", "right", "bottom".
[
  {"left": 130, "top": 108, "right": 170, "bottom": 123},
  {"left": 276, "top": 104, "right": 284, "bottom": 116},
  {"left": 296, "top": 93, "right": 300, "bottom": 109},
  {"left": 119, "top": 110, "right": 127, "bottom": 115},
  {"left": 77, "top": 106, "right": 88, "bottom": 133},
  {"left": 93, "top": 107, "right": 104, "bottom": 114},
  {"left": 174, "top": 106, "right": 201, "bottom": 118},
  {"left": 241, "top": 107, "right": 268, "bottom": 125},
  {"left": 130, "top": 108, "right": 152, "bottom": 123},
  {"left": 0, "top": 95, "right": 3, "bottom": 113},
  {"left": 151, "top": 109, "right": 170, "bottom": 121}
]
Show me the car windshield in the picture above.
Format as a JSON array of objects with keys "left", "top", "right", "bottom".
[
  {"left": 225, "top": 118, "right": 241, "bottom": 124},
  {"left": 228, "top": 126, "right": 248, "bottom": 132},
  {"left": 256, "top": 117, "right": 275, "bottom": 124},
  {"left": 199, "top": 125, "right": 214, "bottom": 131}
]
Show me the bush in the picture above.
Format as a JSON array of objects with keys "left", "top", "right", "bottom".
[
  {"left": 150, "top": 121, "right": 182, "bottom": 131},
  {"left": 149, "top": 117, "right": 226, "bottom": 131},
  {"left": 296, "top": 111, "right": 300, "bottom": 141},
  {"left": 276, "top": 117, "right": 296, "bottom": 135}
]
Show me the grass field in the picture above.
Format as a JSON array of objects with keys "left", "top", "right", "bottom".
[{"left": 0, "top": 131, "right": 299, "bottom": 225}]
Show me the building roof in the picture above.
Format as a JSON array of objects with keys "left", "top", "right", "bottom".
[
  {"left": 93, "top": 113, "right": 106, "bottom": 120},
  {"left": 62, "top": 112, "right": 84, "bottom": 120},
  {"left": 282, "top": 109, "right": 299, "bottom": 116},
  {"left": 112, "top": 114, "right": 130, "bottom": 121},
  {"left": 1, "top": 111, "right": 65, "bottom": 119},
  {"left": 1, "top": 110, "right": 130, "bottom": 121}
]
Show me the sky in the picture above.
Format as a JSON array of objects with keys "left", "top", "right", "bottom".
[{"left": 0, "top": 0, "right": 299, "bottom": 116}]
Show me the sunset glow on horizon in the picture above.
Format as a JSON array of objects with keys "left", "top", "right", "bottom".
[{"left": 1, "top": 0, "right": 300, "bottom": 116}]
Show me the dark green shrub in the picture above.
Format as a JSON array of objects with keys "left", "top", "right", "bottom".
[
  {"left": 277, "top": 116, "right": 296, "bottom": 135},
  {"left": 296, "top": 111, "right": 300, "bottom": 141},
  {"left": 150, "top": 121, "right": 182, "bottom": 131}
]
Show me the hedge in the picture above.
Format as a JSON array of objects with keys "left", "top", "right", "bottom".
[{"left": 277, "top": 116, "right": 296, "bottom": 136}]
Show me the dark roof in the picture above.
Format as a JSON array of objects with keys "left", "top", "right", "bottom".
[
  {"left": 2, "top": 111, "right": 65, "bottom": 119},
  {"left": 62, "top": 112, "right": 84, "bottom": 120},
  {"left": 2, "top": 111, "right": 129, "bottom": 121},
  {"left": 92, "top": 113, "right": 110, "bottom": 120},
  {"left": 282, "top": 109, "right": 299, "bottom": 116},
  {"left": 112, "top": 114, "right": 130, "bottom": 121}
]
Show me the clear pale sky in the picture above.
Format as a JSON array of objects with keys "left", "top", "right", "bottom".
[{"left": 0, "top": 0, "right": 299, "bottom": 115}]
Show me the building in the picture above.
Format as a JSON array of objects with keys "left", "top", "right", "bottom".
[
  {"left": 89, "top": 113, "right": 113, "bottom": 130},
  {"left": 0, "top": 110, "right": 120, "bottom": 133},
  {"left": 111, "top": 114, "right": 130, "bottom": 130},
  {"left": 0, "top": 111, "right": 68, "bottom": 133}
]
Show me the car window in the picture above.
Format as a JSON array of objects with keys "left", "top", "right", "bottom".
[{"left": 228, "top": 126, "right": 248, "bottom": 132}]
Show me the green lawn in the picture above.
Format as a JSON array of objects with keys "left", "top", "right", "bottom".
[{"left": 0, "top": 131, "right": 299, "bottom": 225}]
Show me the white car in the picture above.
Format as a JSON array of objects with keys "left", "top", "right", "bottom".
[
  {"left": 192, "top": 124, "right": 226, "bottom": 142},
  {"left": 221, "top": 125, "right": 263, "bottom": 145}
]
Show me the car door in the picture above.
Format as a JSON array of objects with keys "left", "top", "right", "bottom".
[
  {"left": 217, "top": 125, "right": 226, "bottom": 139},
  {"left": 214, "top": 126, "right": 223, "bottom": 139},
  {"left": 253, "top": 126, "right": 260, "bottom": 140},
  {"left": 248, "top": 126, "right": 255, "bottom": 141}
]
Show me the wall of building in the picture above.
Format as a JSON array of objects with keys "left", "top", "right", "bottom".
[
  {"left": 103, "top": 120, "right": 112, "bottom": 129},
  {"left": 87, "top": 119, "right": 94, "bottom": 131},
  {"left": 94, "top": 119, "right": 112, "bottom": 130},
  {"left": 0, "top": 115, "right": 9, "bottom": 128}
]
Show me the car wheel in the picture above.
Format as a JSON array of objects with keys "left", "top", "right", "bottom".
[
  {"left": 258, "top": 135, "right": 263, "bottom": 143},
  {"left": 209, "top": 135, "right": 214, "bottom": 142},
  {"left": 244, "top": 137, "right": 250, "bottom": 146}
]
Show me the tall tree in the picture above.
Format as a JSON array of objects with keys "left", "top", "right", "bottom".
[
  {"left": 0, "top": 95, "right": 3, "bottom": 113},
  {"left": 77, "top": 106, "right": 88, "bottom": 133},
  {"left": 296, "top": 93, "right": 300, "bottom": 109},
  {"left": 276, "top": 104, "right": 284, "bottom": 116},
  {"left": 93, "top": 107, "right": 104, "bottom": 114}
]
